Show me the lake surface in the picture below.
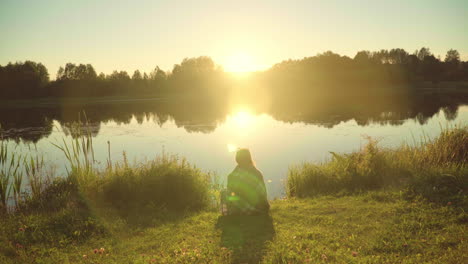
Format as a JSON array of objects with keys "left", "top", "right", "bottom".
[{"left": 1, "top": 97, "right": 467, "bottom": 198}]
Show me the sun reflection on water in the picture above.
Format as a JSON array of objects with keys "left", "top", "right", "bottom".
[
  {"left": 225, "top": 107, "right": 257, "bottom": 152},
  {"left": 230, "top": 108, "right": 255, "bottom": 130}
]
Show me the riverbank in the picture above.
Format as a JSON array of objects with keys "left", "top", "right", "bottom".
[{"left": 0, "top": 126, "right": 466, "bottom": 263}]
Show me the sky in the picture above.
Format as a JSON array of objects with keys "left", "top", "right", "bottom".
[{"left": 1, "top": 0, "right": 467, "bottom": 78}]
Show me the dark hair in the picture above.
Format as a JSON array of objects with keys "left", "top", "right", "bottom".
[{"left": 235, "top": 148, "right": 254, "bottom": 167}]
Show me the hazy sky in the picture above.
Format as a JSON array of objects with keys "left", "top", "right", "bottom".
[{"left": 1, "top": 0, "right": 467, "bottom": 78}]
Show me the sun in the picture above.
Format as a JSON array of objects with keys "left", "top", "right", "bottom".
[{"left": 223, "top": 52, "right": 258, "bottom": 73}]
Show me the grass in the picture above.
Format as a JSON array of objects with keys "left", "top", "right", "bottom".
[
  {"left": 287, "top": 125, "right": 467, "bottom": 208},
  {"left": 0, "top": 124, "right": 467, "bottom": 263},
  {"left": 0, "top": 193, "right": 466, "bottom": 263}
]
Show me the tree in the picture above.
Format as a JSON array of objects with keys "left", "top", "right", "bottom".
[
  {"left": 371, "top": 50, "right": 390, "bottom": 64},
  {"left": 132, "top": 70, "right": 143, "bottom": 80},
  {"left": 0, "top": 61, "right": 49, "bottom": 98},
  {"left": 85, "top": 64, "right": 97, "bottom": 80},
  {"left": 108, "top": 70, "right": 130, "bottom": 81},
  {"left": 415, "top": 47, "right": 432, "bottom": 61},
  {"left": 444, "top": 49, "right": 460, "bottom": 64},
  {"left": 56, "top": 63, "right": 97, "bottom": 80},
  {"left": 354, "top": 50, "right": 372, "bottom": 63},
  {"left": 149, "top": 66, "right": 166, "bottom": 81},
  {"left": 422, "top": 55, "right": 442, "bottom": 83},
  {"left": 388, "top": 48, "right": 409, "bottom": 64}
]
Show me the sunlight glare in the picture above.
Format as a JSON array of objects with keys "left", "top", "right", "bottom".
[
  {"left": 231, "top": 109, "right": 255, "bottom": 130},
  {"left": 224, "top": 52, "right": 258, "bottom": 73}
]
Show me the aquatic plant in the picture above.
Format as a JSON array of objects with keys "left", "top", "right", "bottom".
[
  {"left": 0, "top": 141, "right": 13, "bottom": 213},
  {"left": 24, "top": 148, "right": 45, "bottom": 201}
]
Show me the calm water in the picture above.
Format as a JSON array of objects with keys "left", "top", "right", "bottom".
[{"left": 1, "top": 99, "right": 467, "bottom": 198}]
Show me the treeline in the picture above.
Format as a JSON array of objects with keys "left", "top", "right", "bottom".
[
  {"left": 261, "top": 48, "right": 468, "bottom": 101},
  {"left": 0, "top": 48, "right": 467, "bottom": 99},
  {"left": 0, "top": 57, "right": 228, "bottom": 99}
]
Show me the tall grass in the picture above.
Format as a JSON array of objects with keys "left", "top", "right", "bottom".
[
  {"left": 50, "top": 117, "right": 217, "bottom": 219},
  {"left": 1, "top": 114, "right": 218, "bottom": 217},
  {"left": 95, "top": 153, "right": 213, "bottom": 214},
  {"left": 0, "top": 142, "right": 28, "bottom": 212},
  {"left": 287, "top": 125, "right": 468, "bottom": 206},
  {"left": 0, "top": 141, "right": 51, "bottom": 213},
  {"left": 51, "top": 117, "right": 95, "bottom": 187},
  {"left": 0, "top": 141, "right": 13, "bottom": 213}
]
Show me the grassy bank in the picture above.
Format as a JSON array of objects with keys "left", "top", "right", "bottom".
[
  {"left": 0, "top": 126, "right": 467, "bottom": 263},
  {"left": 287, "top": 126, "right": 467, "bottom": 207},
  {"left": 1, "top": 193, "right": 466, "bottom": 263}
]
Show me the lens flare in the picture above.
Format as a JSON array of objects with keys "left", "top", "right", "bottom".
[{"left": 227, "top": 143, "right": 238, "bottom": 152}]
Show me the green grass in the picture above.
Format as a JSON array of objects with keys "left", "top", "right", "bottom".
[{"left": 1, "top": 193, "right": 466, "bottom": 263}]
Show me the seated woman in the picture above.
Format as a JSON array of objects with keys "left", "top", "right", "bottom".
[{"left": 225, "top": 148, "right": 269, "bottom": 215}]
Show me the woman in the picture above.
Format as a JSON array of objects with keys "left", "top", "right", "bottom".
[{"left": 226, "top": 148, "right": 269, "bottom": 215}]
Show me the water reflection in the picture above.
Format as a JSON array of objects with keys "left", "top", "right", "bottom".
[
  {"left": 0, "top": 98, "right": 467, "bottom": 199},
  {"left": 0, "top": 93, "right": 465, "bottom": 143}
]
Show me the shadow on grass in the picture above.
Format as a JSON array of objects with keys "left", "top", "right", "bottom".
[{"left": 216, "top": 214, "right": 275, "bottom": 264}]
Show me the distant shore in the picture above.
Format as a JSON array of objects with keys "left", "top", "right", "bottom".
[{"left": 1, "top": 83, "right": 467, "bottom": 109}]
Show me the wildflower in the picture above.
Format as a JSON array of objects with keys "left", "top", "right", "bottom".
[
  {"left": 93, "top": 248, "right": 99, "bottom": 254},
  {"left": 18, "top": 227, "right": 25, "bottom": 232},
  {"left": 99, "top": 248, "right": 105, "bottom": 254},
  {"left": 352, "top": 251, "right": 358, "bottom": 257}
]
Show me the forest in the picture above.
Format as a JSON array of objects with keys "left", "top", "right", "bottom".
[{"left": 0, "top": 47, "right": 467, "bottom": 100}]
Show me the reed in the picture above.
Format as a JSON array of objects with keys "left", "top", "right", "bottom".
[
  {"left": 0, "top": 141, "right": 12, "bottom": 213},
  {"left": 52, "top": 115, "right": 96, "bottom": 187},
  {"left": 24, "top": 147, "right": 46, "bottom": 201}
]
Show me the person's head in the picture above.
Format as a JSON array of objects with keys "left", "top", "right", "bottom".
[{"left": 235, "top": 148, "right": 254, "bottom": 167}]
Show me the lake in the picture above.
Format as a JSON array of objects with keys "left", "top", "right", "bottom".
[{"left": 1, "top": 96, "right": 467, "bottom": 198}]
